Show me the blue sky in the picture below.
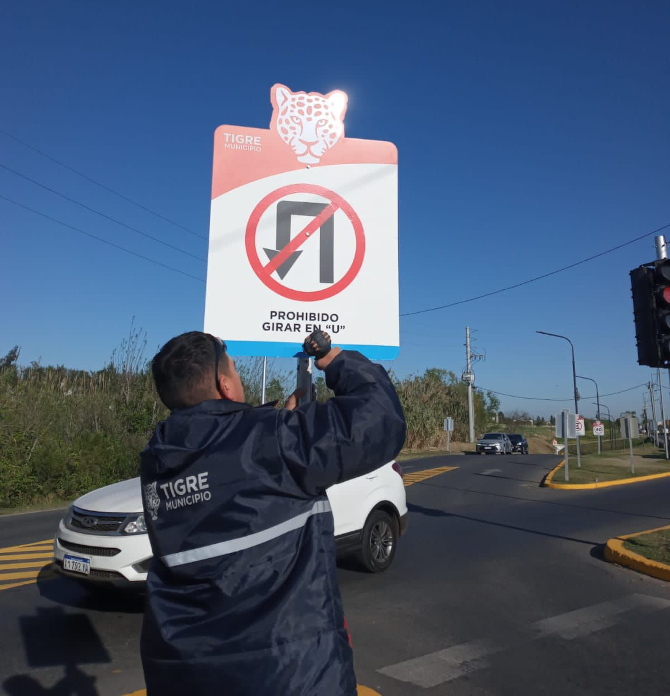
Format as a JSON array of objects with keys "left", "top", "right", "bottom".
[{"left": 1, "top": 1, "right": 668, "bottom": 419}]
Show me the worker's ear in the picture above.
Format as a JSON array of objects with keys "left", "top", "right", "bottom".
[{"left": 217, "top": 373, "right": 233, "bottom": 400}]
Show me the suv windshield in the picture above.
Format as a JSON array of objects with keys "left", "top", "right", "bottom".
[
  {"left": 482, "top": 434, "right": 503, "bottom": 440},
  {"left": 508, "top": 435, "right": 522, "bottom": 444}
]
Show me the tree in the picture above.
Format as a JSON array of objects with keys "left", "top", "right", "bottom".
[
  {"left": 485, "top": 392, "right": 501, "bottom": 421},
  {"left": 265, "top": 377, "right": 287, "bottom": 405},
  {"left": 314, "top": 376, "right": 333, "bottom": 402},
  {"left": 550, "top": 414, "right": 556, "bottom": 426},
  {"left": 0, "top": 346, "right": 19, "bottom": 371}
]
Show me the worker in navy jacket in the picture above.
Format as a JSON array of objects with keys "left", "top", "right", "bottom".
[{"left": 140, "top": 330, "right": 406, "bottom": 695}]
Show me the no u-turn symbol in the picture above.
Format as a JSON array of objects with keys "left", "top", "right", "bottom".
[
  {"left": 265, "top": 201, "right": 335, "bottom": 283},
  {"left": 245, "top": 184, "right": 365, "bottom": 302}
]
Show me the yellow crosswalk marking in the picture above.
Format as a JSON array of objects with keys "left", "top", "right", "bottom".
[
  {"left": 0, "top": 553, "right": 53, "bottom": 561},
  {"left": 0, "top": 580, "right": 37, "bottom": 591},
  {"left": 404, "top": 465, "right": 458, "bottom": 487},
  {"left": 21, "top": 539, "right": 53, "bottom": 546},
  {"left": 0, "top": 539, "right": 55, "bottom": 592},
  {"left": 0, "top": 542, "right": 53, "bottom": 554},
  {"left": 0, "top": 570, "right": 42, "bottom": 581},
  {"left": 0, "top": 560, "right": 53, "bottom": 570}
]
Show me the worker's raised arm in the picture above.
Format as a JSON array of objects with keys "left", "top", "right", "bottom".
[{"left": 277, "top": 348, "right": 406, "bottom": 496}]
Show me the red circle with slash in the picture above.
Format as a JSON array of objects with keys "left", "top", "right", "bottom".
[{"left": 245, "top": 183, "right": 365, "bottom": 302}]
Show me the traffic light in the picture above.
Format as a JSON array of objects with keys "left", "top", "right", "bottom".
[
  {"left": 654, "top": 261, "right": 670, "bottom": 362},
  {"left": 630, "top": 259, "right": 670, "bottom": 367}
]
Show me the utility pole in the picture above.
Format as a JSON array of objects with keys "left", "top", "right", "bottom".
[
  {"left": 658, "top": 368, "right": 669, "bottom": 460},
  {"left": 465, "top": 327, "right": 475, "bottom": 443}
]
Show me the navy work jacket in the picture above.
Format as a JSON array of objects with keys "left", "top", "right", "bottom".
[{"left": 139, "top": 351, "right": 406, "bottom": 696}]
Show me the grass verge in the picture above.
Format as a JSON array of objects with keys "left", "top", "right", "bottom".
[
  {"left": 0, "top": 501, "right": 70, "bottom": 516},
  {"left": 623, "top": 529, "right": 670, "bottom": 566},
  {"left": 555, "top": 445, "right": 670, "bottom": 484}
]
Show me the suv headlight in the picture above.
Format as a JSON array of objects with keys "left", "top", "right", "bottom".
[{"left": 123, "top": 514, "right": 147, "bottom": 534}]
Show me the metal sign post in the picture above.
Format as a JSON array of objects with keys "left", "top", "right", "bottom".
[
  {"left": 624, "top": 418, "right": 635, "bottom": 474},
  {"left": 296, "top": 357, "right": 313, "bottom": 407},
  {"left": 443, "top": 418, "right": 454, "bottom": 453},
  {"left": 556, "top": 409, "right": 574, "bottom": 482},
  {"left": 261, "top": 356, "right": 268, "bottom": 404},
  {"left": 619, "top": 415, "right": 639, "bottom": 474}
]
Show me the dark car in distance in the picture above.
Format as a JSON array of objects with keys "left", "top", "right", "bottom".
[{"left": 508, "top": 434, "right": 529, "bottom": 454}]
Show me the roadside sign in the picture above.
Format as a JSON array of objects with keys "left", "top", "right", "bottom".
[
  {"left": 593, "top": 421, "right": 605, "bottom": 437},
  {"left": 443, "top": 417, "right": 454, "bottom": 453},
  {"left": 620, "top": 416, "right": 640, "bottom": 474},
  {"left": 619, "top": 416, "right": 640, "bottom": 440},
  {"left": 575, "top": 415, "right": 585, "bottom": 437},
  {"left": 555, "top": 411, "right": 576, "bottom": 438},
  {"left": 204, "top": 83, "right": 399, "bottom": 359}
]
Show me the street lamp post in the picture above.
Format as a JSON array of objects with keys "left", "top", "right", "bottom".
[
  {"left": 595, "top": 402, "right": 614, "bottom": 449},
  {"left": 578, "top": 375, "right": 601, "bottom": 454},
  {"left": 537, "top": 331, "right": 582, "bottom": 468}
]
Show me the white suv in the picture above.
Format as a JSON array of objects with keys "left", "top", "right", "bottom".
[{"left": 54, "top": 461, "right": 408, "bottom": 587}]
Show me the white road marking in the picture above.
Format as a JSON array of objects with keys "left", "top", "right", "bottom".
[
  {"left": 533, "top": 593, "right": 670, "bottom": 641},
  {"left": 379, "top": 638, "right": 499, "bottom": 688},
  {"left": 379, "top": 594, "right": 670, "bottom": 688},
  {"left": 481, "top": 469, "right": 503, "bottom": 475}
]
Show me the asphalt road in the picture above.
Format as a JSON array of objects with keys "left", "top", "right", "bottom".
[{"left": 2, "top": 453, "right": 670, "bottom": 695}]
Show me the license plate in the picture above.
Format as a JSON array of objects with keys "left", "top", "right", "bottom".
[{"left": 63, "top": 554, "right": 90, "bottom": 575}]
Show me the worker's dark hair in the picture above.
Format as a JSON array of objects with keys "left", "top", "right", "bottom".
[{"left": 151, "top": 331, "right": 230, "bottom": 410}]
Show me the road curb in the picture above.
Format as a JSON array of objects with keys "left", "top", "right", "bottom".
[
  {"left": 542, "top": 460, "right": 670, "bottom": 490},
  {"left": 604, "top": 525, "right": 670, "bottom": 582}
]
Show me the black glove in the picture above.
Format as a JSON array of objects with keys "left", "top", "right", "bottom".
[{"left": 302, "top": 330, "right": 331, "bottom": 360}]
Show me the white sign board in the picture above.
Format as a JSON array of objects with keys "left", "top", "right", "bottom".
[
  {"left": 443, "top": 418, "right": 454, "bottom": 432},
  {"left": 593, "top": 421, "right": 605, "bottom": 437},
  {"left": 555, "top": 411, "right": 576, "bottom": 439},
  {"left": 204, "top": 84, "right": 399, "bottom": 359},
  {"left": 619, "top": 416, "right": 640, "bottom": 440},
  {"left": 575, "top": 415, "right": 585, "bottom": 437}
]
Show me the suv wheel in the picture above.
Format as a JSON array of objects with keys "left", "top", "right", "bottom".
[{"left": 359, "top": 510, "right": 398, "bottom": 573}]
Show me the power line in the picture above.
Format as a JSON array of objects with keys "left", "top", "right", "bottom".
[
  {"left": 0, "top": 194, "right": 206, "bottom": 284},
  {"left": 401, "top": 221, "right": 670, "bottom": 317},
  {"left": 0, "top": 128, "right": 207, "bottom": 241},
  {"left": 476, "top": 382, "right": 647, "bottom": 402},
  {"left": 0, "top": 162, "right": 206, "bottom": 262}
]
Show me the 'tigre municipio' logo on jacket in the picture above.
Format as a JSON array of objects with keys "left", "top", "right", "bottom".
[
  {"left": 144, "top": 473, "right": 212, "bottom": 519},
  {"left": 143, "top": 482, "right": 161, "bottom": 520}
]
